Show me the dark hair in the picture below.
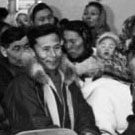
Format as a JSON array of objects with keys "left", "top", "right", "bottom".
[
  {"left": 30, "top": 3, "right": 53, "bottom": 22},
  {"left": 1, "top": 27, "right": 27, "bottom": 48},
  {"left": 59, "top": 18, "right": 69, "bottom": 28},
  {"left": 86, "top": 2, "right": 103, "bottom": 14},
  {"left": 27, "top": 24, "right": 62, "bottom": 48},
  {"left": 0, "top": 21, "right": 10, "bottom": 34},
  {"left": 0, "top": 8, "right": 8, "bottom": 21},
  {"left": 84, "top": 1, "right": 108, "bottom": 28},
  {"left": 125, "top": 36, "right": 135, "bottom": 63},
  {"left": 62, "top": 20, "right": 93, "bottom": 51}
]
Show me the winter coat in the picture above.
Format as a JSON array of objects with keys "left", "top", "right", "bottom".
[
  {"left": 3, "top": 58, "right": 100, "bottom": 135},
  {"left": 86, "top": 77, "right": 133, "bottom": 135},
  {"left": 0, "top": 55, "right": 25, "bottom": 135}
]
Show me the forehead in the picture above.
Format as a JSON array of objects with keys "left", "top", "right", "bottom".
[
  {"left": 85, "top": 5, "right": 100, "bottom": 13},
  {"left": 36, "top": 33, "right": 60, "bottom": 47},
  {"left": 64, "top": 30, "right": 81, "bottom": 39},
  {"left": 35, "top": 9, "right": 52, "bottom": 18},
  {"left": 99, "top": 37, "right": 116, "bottom": 44},
  {"left": 9, "top": 36, "right": 28, "bottom": 48}
]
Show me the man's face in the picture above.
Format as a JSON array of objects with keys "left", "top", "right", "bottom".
[
  {"left": 2, "top": 36, "right": 29, "bottom": 67},
  {"left": 34, "top": 33, "right": 62, "bottom": 71}
]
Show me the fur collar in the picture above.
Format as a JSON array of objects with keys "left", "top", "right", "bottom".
[{"left": 21, "top": 51, "right": 78, "bottom": 86}]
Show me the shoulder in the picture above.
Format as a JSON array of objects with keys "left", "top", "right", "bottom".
[{"left": 8, "top": 74, "right": 35, "bottom": 92}]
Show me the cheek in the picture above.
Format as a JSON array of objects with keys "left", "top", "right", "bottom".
[
  {"left": 7, "top": 51, "right": 21, "bottom": 59},
  {"left": 56, "top": 49, "right": 62, "bottom": 57},
  {"left": 109, "top": 48, "right": 115, "bottom": 55},
  {"left": 35, "top": 49, "right": 47, "bottom": 59}
]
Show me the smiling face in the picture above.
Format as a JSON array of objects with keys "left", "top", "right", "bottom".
[
  {"left": 34, "top": 33, "right": 62, "bottom": 71},
  {"left": 96, "top": 37, "right": 116, "bottom": 60},
  {"left": 82, "top": 5, "right": 100, "bottom": 28},
  {"left": 33, "top": 8, "right": 55, "bottom": 26},
  {"left": 63, "top": 30, "right": 85, "bottom": 59}
]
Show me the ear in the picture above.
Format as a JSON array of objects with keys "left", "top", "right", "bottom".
[{"left": 0, "top": 46, "right": 8, "bottom": 57}]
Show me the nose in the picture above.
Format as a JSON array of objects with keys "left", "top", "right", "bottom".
[
  {"left": 43, "top": 18, "right": 50, "bottom": 25},
  {"left": 66, "top": 41, "right": 73, "bottom": 50},
  {"left": 86, "top": 15, "right": 91, "bottom": 20},
  {"left": 49, "top": 48, "right": 56, "bottom": 57}
]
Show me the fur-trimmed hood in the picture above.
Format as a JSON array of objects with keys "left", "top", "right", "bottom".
[{"left": 21, "top": 50, "right": 79, "bottom": 86}]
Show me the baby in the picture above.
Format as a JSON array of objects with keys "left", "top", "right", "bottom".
[{"left": 75, "top": 32, "right": 129, "bottom": 81}]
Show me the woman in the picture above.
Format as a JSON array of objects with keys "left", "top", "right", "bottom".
[
  {"left": 28, "top": 2, "right": 58, "bottom": 26},
  {"left": 82, "top": 1, "right": 110, "bottom": 47},
  {"left": 62, "top": 20, "right": 93, "bottom": 63}
]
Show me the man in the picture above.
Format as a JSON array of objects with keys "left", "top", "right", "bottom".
[
  {"left": 0, "top": 27, "right": 29, "bottom": 100},
  {"left": 3, "top": 24, "right": 100, "bottom": 135},
  {"left": 0, "top": 26, "right": 30, "bottom": 134}
]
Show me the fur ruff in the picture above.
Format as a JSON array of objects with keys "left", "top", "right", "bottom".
[{"left": 21, "top": 50, "right": 79, "bottom": 86}]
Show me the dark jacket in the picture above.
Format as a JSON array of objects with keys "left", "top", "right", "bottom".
[
  {"left": 0, "top": 55, "right": 25, "bottom": 101},
  {"left": 3, "top": 60, "right": 100, "bottom": 135},
  {"left": 0, "top": 55, "right": 25, "bottom": 134}
]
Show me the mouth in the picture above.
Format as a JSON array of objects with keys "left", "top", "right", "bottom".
[{"left": 104, "top": 52, "right": 109, "bottom": 56}]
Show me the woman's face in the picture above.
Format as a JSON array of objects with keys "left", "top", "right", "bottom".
[
  {"left": 82, "top": 5, "right": 100, "bottom": 28},
  {"left": 63, "top": 30, "right": 85, "bottom": 59},
  {"left": 33, "top": 8, "right": 55, "bottom": 26}
]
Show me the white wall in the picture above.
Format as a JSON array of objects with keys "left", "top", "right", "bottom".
[
  {"left": 0, "top": 0, "right": 135, "bottom": 34},
  {"left": 0, "top": 0, "right": 8, "bottom": 7},
  {"left": 41, "top": 0, "right": 135, "bottom": 34}
]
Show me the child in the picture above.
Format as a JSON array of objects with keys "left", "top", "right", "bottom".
[
  {"left": 14, "top": 10, "right": 29, "bottom": 27},
  {"left": 75, "top": 32, "right": 129, "bottom": 81}
]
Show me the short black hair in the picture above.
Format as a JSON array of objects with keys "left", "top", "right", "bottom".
[
  {"left": 0, "top": 8, "right": 8, "bottom": 21},
  {"left": 1, "top": 26, "right": 27, "bottom": 48},
  {"left": 27, "top": 24, "right": 62, "bottom": 48}
]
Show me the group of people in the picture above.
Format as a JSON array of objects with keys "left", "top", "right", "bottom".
[{"left": 0, "top": 1, "right": 135, "bottom": 135}]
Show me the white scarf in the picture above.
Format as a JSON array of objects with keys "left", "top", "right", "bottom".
[{"left": 43, "top": 71, "right": 74, "bottom": 129}]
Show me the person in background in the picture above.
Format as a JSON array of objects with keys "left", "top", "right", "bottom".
[
  {"left": 0, "top": 26, "right": 30, "bottom": 135},
  {"left": 0, "top": 22, "right": 11, "bottom": 135},
  {"left": 120, "top": 35, "right": 135, "bottom": 135},
  {"left": 62, "top": 20, "right": 98, "bottom": 87},
  {"left": 3, "top": 24, "right": 100, "bottom": 135},
  {"left": 14, "top": 10, "right": 30, "bottom": 27},
  {"left": 82, "top": 1, "right": 110, "bottom": 47},
  {"left": 28, "top": 2, "right": 58, "bottom": 26},
  {"left": 62, "top": 20, "right": 93, "bottom": 63},
  {"left": 120, "top": 15, "right": 135, "bottom": 51}
]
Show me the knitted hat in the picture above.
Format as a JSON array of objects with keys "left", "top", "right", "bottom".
[{"left": 96, "top": 32, "right": 120, "bottom": 47}]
